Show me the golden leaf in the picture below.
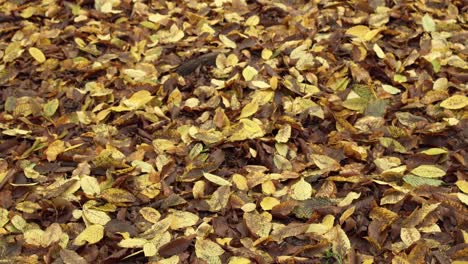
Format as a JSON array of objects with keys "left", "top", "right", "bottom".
[
  {"left": 244, "top": 211, "right": 272, "bottom": 237},
  {"left": 238, "top": 101, "right": 258, "bottom": 119},
  {"left": 456, "top": 181, "right": 468, "bottom": 194},
  {"left": 83, "top": 208, "right": 110, "bottom": 226},
  {"left": 139, "top": 207, "right": 161, "bottom": 224},
  {"left": 42, "top": 98, "right": 59, "bottom": 117},
  {"left": 100, "top": 188, "right": 136, "bottom": 204},
  {"left": 195, "top": 238, "right": 225, "bottom": 260},
  {"left": 74, "top": 224, "right": 104, "bottom": 246},
  {"left": 290, "top": 178, "right": 313, "bottom": 201},
  {"left": 323, "top": 225, "right": 351, "bottom": 258},
  {"left": 118, "top": 238, "right": 147, "bottom": 248},
  {"left": 345, "top": 25, "right": 370, "bottom": 41},
  {"left": 422, "top": 14, "right": 436, "bottom": 32},
  {"left": 311, "top": 154, "right": 340, "bottom": 171},
  {"left": 242, "top": 66, "right": 258, "bottom": 81},
  {"left": 122, "top": 90, "right": 154, "bottom": 110},
  {"left": 400, "top": 227, "right": 420, "bottom": 247},
  {"left": 219, "top": 34, "right": 237, "bottom": 49},
  {"left": 168, "top": 210, "right": 199, "bottom": 230},
  {"left": 28, "top": 47, "right": 46, "bottom": 63},
  {"left": 203, "top": 172, "right": 231, "bottom": 186},
  {"left": 419, "top": 148, "right": 448, "bottom": 155},
  {"left": 275, "top": 124, "right": 291, "bottom": 143},
  {"left": 440, "top": 94, "right": 468, "bottom": 109},
  {"left": 260, "top": 197, "right": 280, "bottom": 211},
  {"left": 410, "top": 165, "right": 446, "bottom": 178},
  {"left": 45, "top": 140, "right": 66, "bottom": 162},
  {"left": 80, "top": 176, "right": 101, "bottom": 196},
  {"left": 228, "top": 256, "right": 251, "bottom": 264},
  {"left": 338, "top": 192, "right": 361, "bottom": 207},
  {"left": 457, "top": 193, "right": 468, "bottom": 206}
]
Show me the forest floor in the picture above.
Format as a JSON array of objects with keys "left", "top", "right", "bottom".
[{"left": 0, "top": 1, "right": 467, "bottom": 263}]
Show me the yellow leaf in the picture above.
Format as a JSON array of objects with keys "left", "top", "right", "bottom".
[
  {"left": 195, "top": 238, "right": 225, "bottom": 257},
  {"left": 338, "top": 192, "right": 361, "bottom": 207},
  {"left": 251, "top": 80, "right": 270, "bottom": 89},
  {"left": 241, "top": 203, "right": 256, "bottom": 212},
  {"left": 339, "top": 206, "right": 355, "bottom": 224},
  {"left": 382, "top": 84, "right": 401, "bottom": 94},
  {"left": 80, "top": 176, "right": 101, "bottom": 196},
  {"left": 242, "top": 66, "right": 258, "bottom": 81},
  {"left": 291, "top": 178, "right": 313, "bottom": 201},
  {"left": 143, "top": 242, "right": 157, "bottom": 257},
  {"left": 123, "top": 69, "right": 147, "bottom": 79},
  {"left": 118, "top": 238, "right": 147, "bottom": 248},
  {"left": 311, "top": 154, "right": 340, "bottom": 171},
  {"left": 394, "top": 74, "right": 407, "bottom": 83},
  {"left": 245, "top": 15, "right": 260, "bottom": 26},
  {"left": 45, "top": 140, "right": 66, "bottom": 162},
  {"left": 83, "top": 208, "right": 110, "bottom": 226},
  {"left": 422, "top": 14, "right": 436, "bottom": 32},
  {"left": 219, "top": 34, "right": 237, "bottom": 49},
  {"left": 419, "top": 148, "right": 448, "bottom": 155},
  {"left": 457, "top": 193, "right": 468, "bottom": 206},
  {"left": 168, "top": 210, "right": 199, "bottom": 230},
  {"left": 400, "top": 227, "right": 420, "bottom": 247},
  {"left": 373, "top": 44, "right": 385, "bottom": 59},
  {"left": 323, "top": 225, "right": 351, "bottom": 257},
  {"left": 456, "top": 181, "right": 468, "bottom": 194},
  {"left": 228, "top": 119, "right": 265, "bottom": 141},
  {"left": 239, "top": 101, "right": 258, "bottom": 119},
  {"left": 410, "top": 165, "right": 446, "bottom": 178},
  {"left": 100, "top": 188, "right": 136, "bottom": 204},
  {"left": 203, "top": 172, "right": 232, "bottom": 186},
  {"left": 440, "top": 94, "right": 468, "bottom": 109},
  {"left": 122, "top": 90, "right": 154, "bottom": 110},
  {"left": 229, "top": 256, "right": 251, "bottom": 264},
  {"left": 74, "top": 224, "right": 104, "bottom": 246},
  {"left": 232, "top": 174, "right": 248, "bottom": 190},
  {"left": 24, "top": 229, "right": 45, "bottom": 246},
  {"left": 381, "top": 192, "right": 406, "bottom": 205},
  {"left": 244, "top": 211, "right": 272, "bottom": 237},
  {"left": 28, "top": 47, "right": 46, "bottom": 63},
  {"left": 139, "top": 207, "right": 161, "bottom": 224},
  {"left": 345, "top": 25, "right": 370, "bottom": 41},
  {"left": 260, "top": 197, "right": 280, "bottom": 211},
  {"left": 43, "top": 99, "right": 59, "bottom": 117},
  {"left": 16, "top": 201, "right": 41, "bottom": 214},
  {"left": 275, "top": 124, "right": 291, "bottom": 143},
  {"left": 261, "top": 48, "right": 273, "bottom": 60}
]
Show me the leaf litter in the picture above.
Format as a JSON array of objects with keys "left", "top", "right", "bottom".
[{"left": 0, "top": 0, "right": 467, "bottom": 263}]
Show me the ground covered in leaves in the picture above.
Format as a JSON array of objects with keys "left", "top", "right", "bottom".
[{"left": 0, "top": 0, "right": 467, "bottom": 263}]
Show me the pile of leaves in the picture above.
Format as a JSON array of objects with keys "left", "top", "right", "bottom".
[{"left": 0, "top": 0, "right": 467, "bottom": 263}]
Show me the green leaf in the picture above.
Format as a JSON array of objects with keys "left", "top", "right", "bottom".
[
  {"left": 403, "top": 175, "right": 443, "bottom": 187},
  {"left": 422, "top": 14, "right": 436, "bottom": 32},
  {"left": 43, "top": 99, "right": 59, "bottom": 117}
]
